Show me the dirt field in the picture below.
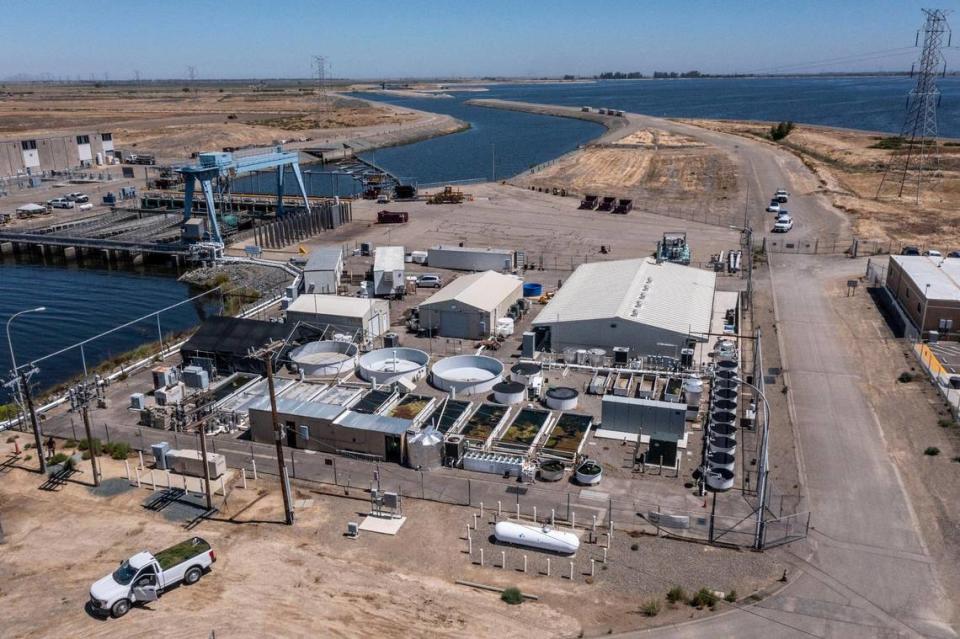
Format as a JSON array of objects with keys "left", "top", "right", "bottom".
[
  {"left": 684, "top": 118, "right": 960, "bottom": 248},
  {"left": 0, "top": 84, "right": 423, "bottom": 161},
  {"left": 0, "top": 440, "right": 784, "bottom": 638},
  {"left": 509, "top": 113, "right": 740, "bottom": 228}
]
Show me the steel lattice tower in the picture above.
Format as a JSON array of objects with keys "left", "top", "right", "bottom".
[{"left": 877, "top": 9, "right": 951, "bottom": 203}]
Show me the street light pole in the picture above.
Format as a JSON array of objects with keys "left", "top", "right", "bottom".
[
  {"left": 734, "top": 376, "right": 772, "bottom": 550},
  {"left": 6, "top": 307, "right": 47, "bottom": 474}
]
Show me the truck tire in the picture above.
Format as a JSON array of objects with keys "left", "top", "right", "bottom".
[
  {"left": 110, "top": 598, "right": 131, "bottom": 618},
  {"left": 184, "top": 566, "right": 202, "bottom": 585}
]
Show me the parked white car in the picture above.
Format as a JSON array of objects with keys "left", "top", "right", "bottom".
[
  {"left": 47, "top": 197, "right": 75, "bottom": 209},
  {"left": 67, "top": 192, "right": 90, "bottom": 203},
  {"left": 924, "top": 249, "right": 943, "bottom": 258},
  {"left": 773, "top": 218, "right": 794, "bottom": 233},
  {"left": 416, "top": 274, "right": 443, "bottom": 288},
  {"left": 77, "top": 202, "right": 94, "bottom": 211},
  {"left": 89, "top": 537, "right": 215, "bottom": 619}
]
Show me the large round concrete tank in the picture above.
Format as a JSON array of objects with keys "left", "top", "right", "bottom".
[
  {"left": 493, "top": 381, "right": 526, "bottom": 405},
  {"left": 407, "top": 429, "right": 443, "bottom": 471},
  {"left": 357, "top": 347, "right": 429, "bottom": 385},
  {"left": 708, "top": 421, "right": 737, "bottom": 438},
  {"left": 430, "top": 355, "right": 504, "bottom": 395},
  {"left": 544, "top": 387, "right": 579, "bottom": 411},
  {"left": 707, "top": 450, "right": 736, "bottom": 471},
  {"left": 713, "top": 386, "right": 738, "bottom": 402},
  {"left": 493, "top": 521, "right": 579, "bottom": 555},
  {"left": 711, "top": 409, "right": 737, "bottom": 425},
  {"left": 289, "top": 340, "right": 358, "bottom": 377},
  {"left": 510, "top": 362, "right": 543, "bottom": 388}
]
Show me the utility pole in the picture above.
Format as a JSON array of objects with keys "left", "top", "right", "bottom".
[
  {"left": 74, "top": 382, "right": 100, "bottom": 486},
  {"left": 265, "top": 354, "right": 295, "bottom": 525},
  {"left": 877, "top": 8, "right": 952, "bottom": 203},
  {"left": 19, "top": 370, "right": 45, "bottom": 474},
  {"left": 197, "top": 416, "right": 213, "bottom": 510},
  {"left": 187, "top": 65, "right": 197, "bottom": 83}
]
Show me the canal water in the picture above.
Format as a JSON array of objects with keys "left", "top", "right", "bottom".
[{"left": 7, "top": 76, "right": 960, "bottom": 401}]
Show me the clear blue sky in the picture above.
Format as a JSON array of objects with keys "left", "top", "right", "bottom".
[{"left": 0, "top": 0, "right": 951, "bottom": 80}]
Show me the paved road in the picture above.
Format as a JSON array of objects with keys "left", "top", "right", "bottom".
[{"left": 600, "top": 113, "right": 958, "bottom": 637}]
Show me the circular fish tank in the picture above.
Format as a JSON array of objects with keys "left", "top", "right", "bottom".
[
  {"left": 716, "top": 368, "right": 738, "bottom": 380},
  {"left": 708, "top": 421, "right": 737, "bottom": 438},
  {"left": 357, "top": 347, "right": 429, "bottom": 385},
  {"left": 539, "top": 459, "right": 566, "bottom": 482},
  {"left": 707, "top": 450, "right": 736, "bottom": 471},
  {"left": 289, "top": 340, "right": 358, "bottom": 377},
  {"left": 545, "top": 386, "right": 579, "bottom": 411},
  {"left": 713, "top": 387, "right": 738, "bottom": 401},
  {"left": 575, "top": 459, "right": 603, "bottom": 485},
  {"left": 431, "top": 355, "right": 504, "bottom": 395},
  {"left": 708, "top": 434, "right": 737, "bottom": 454},
  {"left": 714, "top": 377, "right": 738, "bottom": 390},
  {"left": 511, "top": 362, "right": 543, "bottom": 387},
  {"left": 706, "top": 468, "right": 735, "bottom": 492},
  {"left": 711, "top": 409, "right": 737, "bottom": 424},
  {"left": 493, "top": 381, "right": 526, "bottom": 405},
  {"left": 713, "top": 398, "right": 738, "bottom": 412}
]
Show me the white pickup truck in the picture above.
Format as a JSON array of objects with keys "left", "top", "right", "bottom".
[{"left": 89, "top": 537, "right": 216, "bottom": 618}]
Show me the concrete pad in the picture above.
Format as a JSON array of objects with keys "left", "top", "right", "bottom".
[{"left": 359, "top": 515, "right": 407, "bottom": 535}]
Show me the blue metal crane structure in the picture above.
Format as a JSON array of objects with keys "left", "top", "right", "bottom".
[{"left": 177, "top": 146, "right": 311, "bottom": 255}]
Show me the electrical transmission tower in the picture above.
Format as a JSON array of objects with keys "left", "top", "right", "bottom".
[
  {"left": 312, "top": 55, "right": 328, "bottom": 107},
  {"left": 877, "top": 9, "right": 952, "bottom": 203}
]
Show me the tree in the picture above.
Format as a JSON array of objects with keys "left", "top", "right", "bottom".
[{"left": 770, "top": 121, "right": 795, "bottom": 141}]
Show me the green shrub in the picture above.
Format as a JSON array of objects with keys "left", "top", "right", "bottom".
[
  {"left": 24, "top": 454, "right": 31, "bottom": 461},
  {"left": 952, "top": 456, "right": 960, "bottom": 463},
  {"left": 64, "top": 456, "right": 76, "bottom": 471},
  {"left": 50, "top": 452, "right": 70, "bottom": 465},
  {"left": 770, "top": 121, "right": 795, "bottom": 141},
  {"left": 724, "top": 590, "right": 737, "bottom": 603},
  {"left": 666, "top": 586, "right": 686, "bottom": 604},
  {"left": 23, "top": 442, "right": 33, "bottom": 450},
  {"left": 924, "top": 446, "right": 941, "bottom": 456},
  {"left": 898, "top": 371, "right": 915, "bottom": 383},
  {"left": 630, "top": 543, "right": 639, "bottom": 551},
  {"left": 938, "top": 418, "right": 953, "bottom": 428},
  {"left": 64, "top": 440, "right": 77, "bottom": 448},
  {"left": 689, "top": 588, "right": 718, "bottom": 609},
  {"left": 78, "top": 438, "right": 102, "bottom": 456},
  {"left": 104, "top": 441, "right": 131, "bottom": 460},
  {"left": 501, "top": 587, "right": 523, "bottom": 605},
  {"left": 869, "top": 136, "right": 905, "bottom": 150},
  {"left": 640, "top": 599, "right": 661, "bottom": 617}
]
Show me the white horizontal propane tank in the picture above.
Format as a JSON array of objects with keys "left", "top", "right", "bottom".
[{"left": 493, "top": 521, "right": 580, "bottom": 555}]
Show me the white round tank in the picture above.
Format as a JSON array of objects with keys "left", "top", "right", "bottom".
[
  {"left": 708, "top": 434, "right": 737, "bottom": 454},
  {"left": 707, "top": 450, "right": 736, "bottom": 471},
  {"left": 544, "top": 386, "right": 579, "bottom": 411},
  {"left": 289, "top": 340, "right": 358, "bottom": 377},
  {"left": 493, "top": 381, "right": 526, "bottom": 405},
  {"left": 494, "top": 521, "right": 579, "bottom": 555},
  {"left": 357, "top": 347, "right": 429, "bottom": 385},
  {"left": 430, "top": 355, "right": 504, "bottom": 395},
  {"left": 706, "top": 468, "right": 735, "bottom": 492},
  {"left": 510, "top": 362, "right": 543, "bottom": 388},
  {"left": 575, "top": 349, "right": 588, "bottom": 365},
  {"left": 588, "top": 348, "right": 606, "bottom": 366}
]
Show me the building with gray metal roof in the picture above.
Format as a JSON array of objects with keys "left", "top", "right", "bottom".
[
  {"left": 531, "top": 257, "right": 716, "bottom": 357},
  {"left": 303, "top": 247, "right": 344, "bottom": 294}
]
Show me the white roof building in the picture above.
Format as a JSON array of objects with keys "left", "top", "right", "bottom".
[
  {"left": 532, "top": 257, "right": 716, "bottom": 356},
  {"left": 419, "top": 271, "right": 523, "bottom": 339},
  {"left": 285, "top": 294, "right": 390, "bottom": 339},
  {"left": 373, "top": 246, "right": 405, "bottom": 297}
]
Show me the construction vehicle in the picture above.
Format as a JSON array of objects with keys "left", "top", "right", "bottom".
[
  {"left": 656, "top": 232, "right": 691, "bottom": 265},
  {"left": 427, "top": 185, "right": 464, "bottom": 205}
]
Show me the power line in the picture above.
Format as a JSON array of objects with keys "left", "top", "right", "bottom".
[{"left": 877, "top": 8, "right": 953, "bottom": 203}]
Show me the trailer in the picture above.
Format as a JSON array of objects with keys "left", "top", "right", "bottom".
[
  {"left": 377, "top": 210, "right": 409, "bottom": 224},
  {"left": 598, "top": 196, "right": 617, "bottom": 212},
  {"left": 579, "top": 194, "right": 599, "bottom": 210},
  {"left": 613, "top": 198, "right": 633, "bottom": 214}
]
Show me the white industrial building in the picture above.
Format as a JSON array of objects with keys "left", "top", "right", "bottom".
[
  {"left": 418, "top": 271, "right": 523, "bottom": 339},
  {"left": 303, "top": 247, "right": 343, "bottom": 294},
  {"left": 373, "top": 245, "right": 405, "bottom": 297},
  {"left": 428, "top": 245, "right": 515, "bottom": 272},
  {"left": 532, "top": 257, "right": 716, "bottom": 356},
  {"left": 285, "top": 294, "right": 390, "bottom": 339}
]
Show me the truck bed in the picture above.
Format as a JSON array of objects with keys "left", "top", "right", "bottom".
[{"left": 154, "top": 537, "right": 211, "bottom": 571}]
